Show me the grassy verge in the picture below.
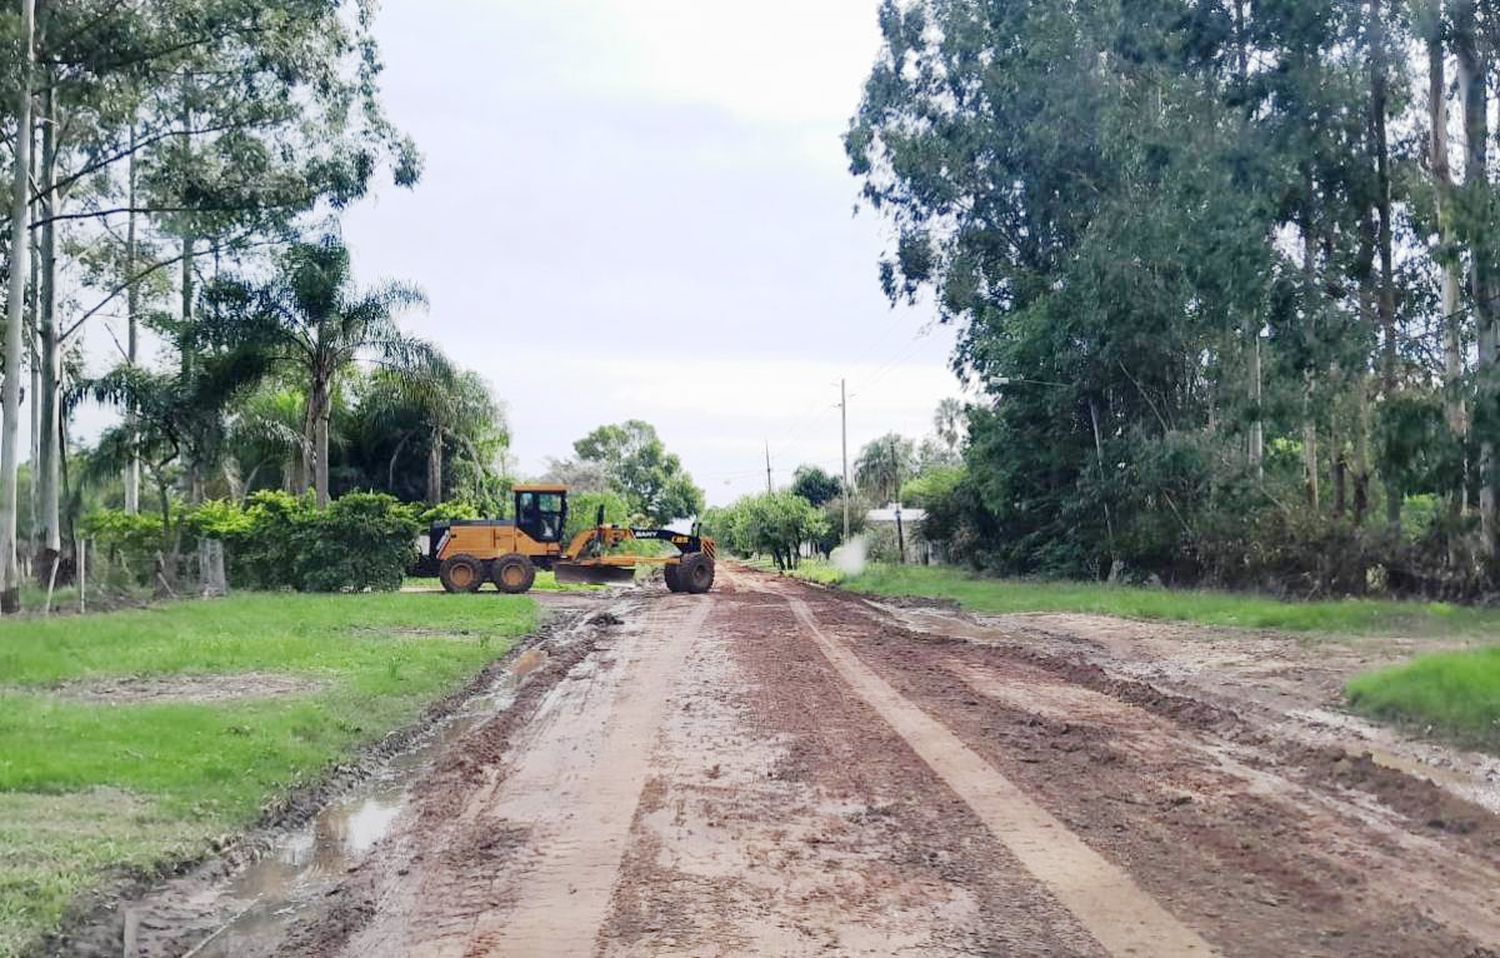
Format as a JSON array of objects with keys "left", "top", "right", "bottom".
[
  {"left": 742, "top": 555, "right": 843, "bottom": 586},
  {"left": 769, "top": 560, "right": 1500, "bottom": 639},
  {"left": 0, "top": 591, "right": 536, "bottom": 956},
  {"left": 1347, "top": 649, "right": 1500, "bottom": 748}
]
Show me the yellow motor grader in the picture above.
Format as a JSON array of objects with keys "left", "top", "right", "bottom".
[{"left": 425, "top": 484, "right": 716, "bottom": 595}]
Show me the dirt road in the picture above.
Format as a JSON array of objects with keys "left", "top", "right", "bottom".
[{"left": 101, "top": 567, "right": 1500, "bottom": 957}]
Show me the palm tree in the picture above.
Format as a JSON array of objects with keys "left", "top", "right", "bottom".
[
  {"left": 349, "top": 365, "right": 507, "bottom": 504},
  {"left": 224, "top": 385, "right": 309, "bottom": 500},
  {"left": 233, "top": 238, "right": 431, "bottom": 506},
  {"left": 88, "top": 337, "right": 272, "bottom": 558},
  {"left": 412, "top": 367, "right": 506, "bottom": 504},
  {"left": 854, "top": 433, "right": 917, "bottom": 505}
]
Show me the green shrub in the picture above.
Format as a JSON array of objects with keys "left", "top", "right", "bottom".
[
  {"left": 300, "top": 493, "right": 421, "bottom": 592},
  {"left": 79, "top": 509, "right": 176, "bottom": 575},
  {"left": 419, "top": 500, "right": 483, "bottom": 524},
  {"left": 703, "top": 492, "right": 828, "bottom": 569},
  {"left": 230, "top": 491, "right": 306, "bottom": 590},
  {"left": 82, "top": 492, "right": 421, "bottom": 593}
]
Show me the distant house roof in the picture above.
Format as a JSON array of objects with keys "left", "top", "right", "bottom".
[{"left": 866, "top": 503, "right": 925, "bottom": 524}]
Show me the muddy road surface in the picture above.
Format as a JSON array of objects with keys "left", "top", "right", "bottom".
[{"left": 88, "top": 568, "right": 1500, "bottom": 957}]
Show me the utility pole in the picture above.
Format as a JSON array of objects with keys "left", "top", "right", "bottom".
[
  {"left": 764, "top": 440, "right": 773, "bottom": 494},
  {"left": 839, "top": 379, "right": 850, "bottom": 542}
]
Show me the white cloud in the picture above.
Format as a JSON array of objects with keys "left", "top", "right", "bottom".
[{"left": 497, "top": 0, "right": 885, "bottom": 127}]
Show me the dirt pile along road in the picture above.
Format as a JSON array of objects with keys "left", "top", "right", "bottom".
[{"left": 93, "top": 567, "right": 1500, "bottom": 957}]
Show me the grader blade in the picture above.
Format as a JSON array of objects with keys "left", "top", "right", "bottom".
[{"left": 553, "top": 562, "right": 637, "bottom": 586}]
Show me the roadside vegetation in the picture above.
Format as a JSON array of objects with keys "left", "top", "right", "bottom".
[
  {"left": 768, "top": 560, "right": 1500, "bottom": 640},
  {"left": 844, "top": 1, "right": 1500, "bottom": 603},
  {"left": 0, "top": 591, "right": 536, "bottom": 955},
  {"left": 1348, "top": 651, "right": 1500, "bottom": 749}
]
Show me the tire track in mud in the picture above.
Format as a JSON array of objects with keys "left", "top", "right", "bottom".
[
  {"left": 765, "top": 571, "right": 1500, "bottom": 957},
  {"left": 278, "top": 598, "right": 708, "bottom": 958},
  {"left": 464, "top": 598, "right": 711, "bottom": 956},
  {"left": 597, "top": 584, "right": 1104, "bottom": 956},
  {"left": 779, "top": 590, "right": 1218, "bottom": 958}
]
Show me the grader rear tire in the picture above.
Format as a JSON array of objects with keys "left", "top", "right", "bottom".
[
  {"left": 492, "top": 553, "right": 537, "bottom": 594},
  {"left": 439, "top": 554, "right": 485, "bottom": 593},
  {"left": 663, "top": 563, "right": 684, "bottom": 593},
  {"left": 678, "top": 554, "right": 715, "bottom": 594}
]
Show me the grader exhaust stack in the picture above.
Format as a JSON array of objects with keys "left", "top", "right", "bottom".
[{"left": 424, "top": 487, "right": 716, "bottom": 595}]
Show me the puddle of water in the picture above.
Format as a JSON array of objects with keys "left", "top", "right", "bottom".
[{"left": 187, "top": 671, "right": 527, "bottom": 957}]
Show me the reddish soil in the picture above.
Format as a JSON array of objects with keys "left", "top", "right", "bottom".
[{"left": 82, "top": 567, "right": 1500, "bottom": 957}]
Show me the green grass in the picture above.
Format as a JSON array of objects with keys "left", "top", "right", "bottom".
[
  {"left": 787, "top": 561, "right": 1500, "bottom": 639},
  {"left": 0, "top": 591, "right": 536, "bottom": 956},
  {"left": 744, "top": 555, "right": 844, "bottom": 586},
  {"left": 1347, "top": 648, "right": 1500, "bottom": 746}
]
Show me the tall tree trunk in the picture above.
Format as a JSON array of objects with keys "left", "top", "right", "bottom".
[
  {"left": 1233, "top": 0, "right": 1263, "bottom": 482},
  {"left": 1371, "top": 0, "right": 1401, "bottom": 529},
  {"left": 296, "top": 397, "right": 313, "bottom": 496},
  {"left": 1455, "top": 0, "right": 1495, "bottom": 547},
  {"left": 1355, "top": 380, "right": 1372, "bottom": 523},
  {"left": 27, "top": 170, "right": 40, "bottom": 565},
  {"left": 1248, "top": 322, "right": 1264, "bottom": 480},
  {"left": 311, "top": 373, "right": 331, "bottom": 507},
  {"left": 1, "top": 0, "right": 37, "bottom": 612},
  {"left": 123, "top": 125, "right": 140, "bottom": 515},
  {"left": 426, "top": 425, "right": 443, "bottom": 504},
  {"left": 1428, "top": 2, "right": 1468, "bottom": 514},
  {"left": 1301, "top": 202, "right": 1319, "bottom": 510},
  {"left": 180, "top": 233, "right": 205, "bottom": 507},
  {"left": 38, "top": 81, "right": 60, "bottom": 558},
  {"left": 1326, "top": 373, "right": 1350, "bottom": 515}
]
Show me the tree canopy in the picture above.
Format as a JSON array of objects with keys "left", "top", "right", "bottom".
[
  {"left": 791, "top": 464, "right": 842, "bottom": 507},
  {"left": 846, "top": 0, "right": 1500, "bottom": 596},
  {"left": 573, "top": 420, "right": 705, "bottom": 524}
]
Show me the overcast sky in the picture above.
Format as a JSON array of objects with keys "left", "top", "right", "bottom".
[{"left": 340, "top": 0, "right": 965, "bottom": 506}]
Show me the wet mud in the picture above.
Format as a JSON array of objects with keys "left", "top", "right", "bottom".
[{"left": 56, "top": 569, "right": 1500, "bottom": 958}]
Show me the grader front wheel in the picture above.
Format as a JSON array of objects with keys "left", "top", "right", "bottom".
[
  {"left": 663, "top": 563, "right": 684, "bottom": 593},
  {"left": 677, "top": 554, "right": 715, "bottom": 594}
]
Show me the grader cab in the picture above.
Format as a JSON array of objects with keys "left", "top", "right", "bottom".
[{"left": 428, "top": 484, "right": 715, "bottom": 595}]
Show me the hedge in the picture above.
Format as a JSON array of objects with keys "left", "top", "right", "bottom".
[{"left": 82, "top": 492, "right": 428, "bottom": 593}]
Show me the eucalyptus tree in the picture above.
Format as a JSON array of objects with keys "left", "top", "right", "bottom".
[
  {"left": 11, "top": 0, "right": 419, "bottom": 606},
  {"left": 0, "top": 0, "right": 37, "bottom": 611},
  {"left": 847, "top": 0, "right": 1500, "bottom": 588}
]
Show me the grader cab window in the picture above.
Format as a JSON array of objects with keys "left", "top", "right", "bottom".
[{"left": 517, "top": 491, "right": 566, "bottom": 543}]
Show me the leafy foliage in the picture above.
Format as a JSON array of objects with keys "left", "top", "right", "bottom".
[
  {"left": 854, "top": 434, "right": 916, "bottom": 504},
  {"left": 573, "top": 420, "right": 705, "bottom": 524},
  {"left": 846, "top": 0, "right": 1500, "bottom": 597},
  {"left": 85, "top": 492, "right": 422, "bottom": 593},
  {"left": 791, "top": 465, "right": 842, "bottom": 507},
  {"left": 704, "top": 492, "right": 829, "bottom": 570}
]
